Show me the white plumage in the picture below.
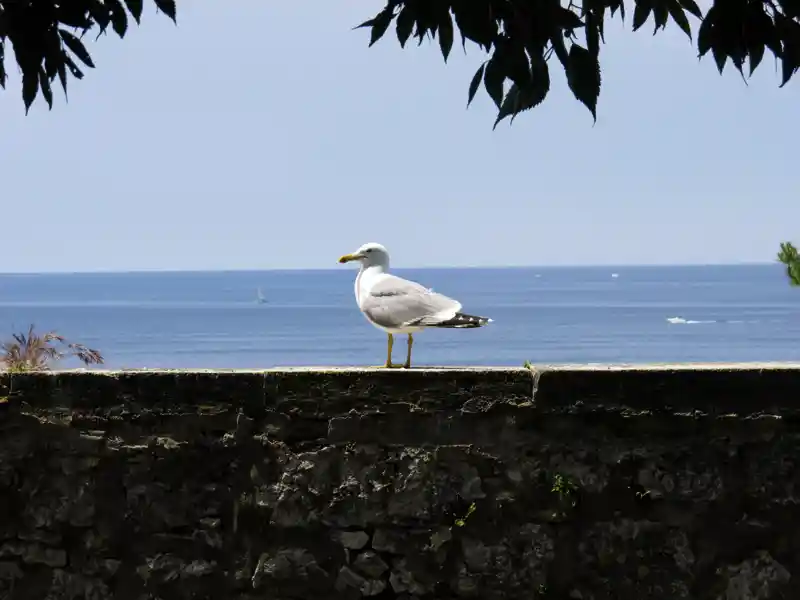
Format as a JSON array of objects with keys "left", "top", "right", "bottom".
[{"left": 338, "top": 242, "right": 492, "bottom": 368}]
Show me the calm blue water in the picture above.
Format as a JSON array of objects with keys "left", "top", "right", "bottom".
[{"left": 0, "top": 265, "right": 798, "bottom": 369}]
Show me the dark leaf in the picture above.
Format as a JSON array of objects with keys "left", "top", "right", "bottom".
[
  {"left": 411, "top": 0, "right": 437, "bottom": 46},
  {"left": 59, "top": 30, "right": 95, "bottom": 68},
  {"left": 596, "top": 6, "right": 607, "bottom": 43},
  {"left": 89, "top": 1, "right": 112, "bottom": 34},
  {"left": 778, "top": 0, "right": 800, "bottom": 20},
  {"left": 679, "top": 0, "right": 703, "bottom": 19},
  {"left": 586, "top": 11, "right": 600, "bottom": 57},
  {"left": 467, "top": 62, "right": 486, "bottom": 106},
  {"left": 747, "top": 4, "right": 781, "bottom": 58},
  {"left": 678, "top": 0, "right": 702, "bottom": 19},
  {"left": 494, "top": 84, "right": 522, "bottom": 129},
  {"left": 566, "top": 44, "right": 601, "bottom": 120},
  {"left": 64, "top": 55, "right": 85, "bottom": 80},
  {"left": 494, "top": 56, "right": 550, "bottom": 128},
  {"left": 395, "top": 6, "right": 415, "bottom": 47},
  {"left": 439, "top": 10, "right": 454, "bottom": 62},
  {"left": 55, "top": 4, "right": 94, "bottom": 29},
  {"left": 609, "top": 0, "right": 625, "bottom": 20},
  {"left": 776, "top": 13, "right": 800, "bottom": 86},
  {"left": 697, "top": 6, "right": 715, "bottom": 57},
  {"left": 653, "top": 2, "right": 669, "bottom": 33},
  {"left": 557, "top": 7, "right": 586, "bottom": 31},
  {"left": 780, "top": 42, "right": 799, "bottom": 87},
  {"left": 57, "top": 61, "right": 68, "bottom": 96},
  {"left": 0, "top": 43, "right": 6, "bottom": 89},
  {"left": 550, "top": 32, "right": 569, "bottom": 66},
  {"left": 483, "top": 55, "right": 506, "bottom": 109},
  {"left": 711, "top": 44, "right": 727, "bottom": 73},
  {"left": 503, "top": 42, "right": 532, "bottom": 87},
  {"left": 522, "top": 54, "right": 551, "bottom": 117},
  {"left": 729, "top": 42, "right": 746, "bottom": 73},
  {"left": 667, "top": 0, "right": 692, "bottom": 39},
  {"left": 22, "top": 71, "right": 39, "bottom": 114},
  {"left": 109, "top": 0, "right": 129, "bottom": 37},
  {"left": 633, "top": 1, "right": 653, "bottom": 32},
  {"left": 748, "top": 40, "right": 765, "bottom": 76},
  {"left": 153, "top": 0, "right": 177, "bottom": 22},
  {"left": 453, "top": 0, "right": 496, "bottom": 52},
  {"left": 43, "top": 43, "right": 60, "bottom": 81},
  {"left": 39, "top": 67, "right": 53, "bottom": 109},
  {"left": 359, "top": 8, "right": 394, "bottom": 47},
  {"left": 124, "top": 0, "right": 144, "bottom": 24},
  {"left": 44, "top": 44, "right": 59, "bottom": 80}
]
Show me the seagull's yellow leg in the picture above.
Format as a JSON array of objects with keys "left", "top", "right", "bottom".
[
  {"left": 403, "top": 333, "right": 413, "bottom": 369},
  {"left": 384, "top": 333, "right": 395, "bottom": 368}
]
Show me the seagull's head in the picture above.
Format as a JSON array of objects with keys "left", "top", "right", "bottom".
[{"left": 338, "top": 242, "right": 390, "bottom": 268}]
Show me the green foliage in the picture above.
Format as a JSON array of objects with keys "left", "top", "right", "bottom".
[
  {"left": 778, "top": 241, "right": 800, "bottom": 286},
  {"left": 358, "top": 0, "right": 800, "bottom": 126},
  {"left": 0, "top": 325, "right": 104, "bottom": 372},
  {"left": 550, "top": 472, "right": 578, "bottom": 519},
  {"left": 453, "top": 501, "right": 477, "bottom": 527},
  {"left": 0, "top": 0, "right": 176, "bottom": 113}
]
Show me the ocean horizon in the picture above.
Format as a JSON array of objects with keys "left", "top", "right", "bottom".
[
  {"left": 0, "top": 263, "right": 797, "bottom": 369},
  {"left": 0, "top": 261, "right": 776, "bottom": 276}
]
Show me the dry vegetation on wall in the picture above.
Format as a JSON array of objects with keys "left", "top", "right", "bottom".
[{"left": 0, "top": 324, "right": 104, "bottom": 373}]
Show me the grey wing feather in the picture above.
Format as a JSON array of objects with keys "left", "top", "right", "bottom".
[{"left": 361, "top": 274, "right": 461, "bottom": 329}]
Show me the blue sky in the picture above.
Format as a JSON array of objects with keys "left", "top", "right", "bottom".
[{"left": 1, "top": 3, "right": 797, "bottom": 272}]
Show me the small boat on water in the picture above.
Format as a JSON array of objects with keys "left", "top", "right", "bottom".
[{"left": 256, "top": 287, "right": 267, "bottom": 304}]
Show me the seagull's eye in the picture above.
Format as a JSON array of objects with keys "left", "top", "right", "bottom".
[{"left": 364, "top": 248, "right": 372, "bottom": 253}]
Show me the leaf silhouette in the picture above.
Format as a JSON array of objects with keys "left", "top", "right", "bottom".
[
  {"left": 483, "top": 56, "right": 505, "bottom": 109},
  {"left": 154, "top": 0, "right": 177, "bottom": 22},
  {"left": 667, "top": 0, "right": 692, "bottom": 39},
  {"left": 395, "top": 6, "right": 414, "bottom": 47},
  {"left": 467, "top": 62, "right": 485, "bottom": 107},
  {"left": 59, "top": 30, "right": 95, "bottom": 68},
  {"left": 439, "top": 10, "right": 454, "bottom": 62},
  {"left": 109, "top": 0, "right": 129, "bottom": 37},
  {"left": 566, "top": 44, "right": 601, "bottom": 120},
  {"left": 125, "top": 0, "right": 144, "bottom": 24},
  {"left": 494, "top": 58, "right": 550, "bottom": 128},
  {"left": 358, "top": 8, "right": 394, "bottom": 47},
  {"left": 678, "top": 0, "right": 702, "bottom": 19},
  {"left": 633, "top": 2, "right": 653, "bottom": 32},
  {"left": 22, "top": 71, "right": 39, "bottom": 114},
  {"left": 39, "top": 67, "right": 54, "bottom": 109}
]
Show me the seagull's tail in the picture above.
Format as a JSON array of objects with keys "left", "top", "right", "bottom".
[{"left": 431, "top": 312, "right": 493, "bottom": 329}]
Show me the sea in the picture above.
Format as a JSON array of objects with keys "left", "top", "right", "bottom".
[{"left": 0, "top": 264, "right": 798, "bottom": 370}]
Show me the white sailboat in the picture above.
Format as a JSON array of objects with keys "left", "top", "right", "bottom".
[{"left": 256, "top": 287, "right": 266, "bottom": 304}]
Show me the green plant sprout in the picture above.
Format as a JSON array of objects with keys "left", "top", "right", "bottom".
[{"left": 778, "top": 242, "right": 800, "bottom": 286}]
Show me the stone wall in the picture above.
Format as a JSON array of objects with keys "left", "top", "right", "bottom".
[{"left": 1, "top": 365, "right": 800, "bottom": 600}]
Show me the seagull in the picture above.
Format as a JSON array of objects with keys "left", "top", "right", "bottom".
[{"left": 338, "top": 242, "right": 492, "bottom": 368}]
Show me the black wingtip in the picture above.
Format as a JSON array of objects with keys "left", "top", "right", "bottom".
[{"left": 432, "top": 312, "right": 492, "bottom": 329}]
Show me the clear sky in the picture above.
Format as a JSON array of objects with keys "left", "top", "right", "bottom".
[{"left": 1, "top": 3, "right": 797, "bottom": 272}]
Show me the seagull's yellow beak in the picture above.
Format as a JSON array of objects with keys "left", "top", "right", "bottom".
[{"left": 338, "top": 253, "right": 360, "bottom": 264}]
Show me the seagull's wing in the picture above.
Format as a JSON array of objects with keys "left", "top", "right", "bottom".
[{"left": 360, "top": 274, "right": 462, "bottom": 330}]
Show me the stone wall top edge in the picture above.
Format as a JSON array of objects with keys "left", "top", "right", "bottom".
[{"left": 6, "top": 361, "right": 800, "bottom": 375}]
